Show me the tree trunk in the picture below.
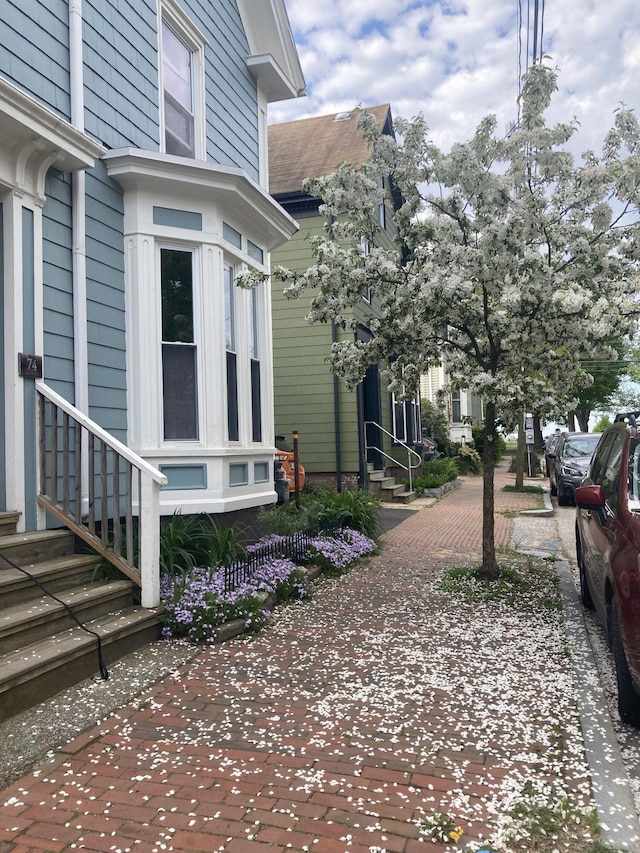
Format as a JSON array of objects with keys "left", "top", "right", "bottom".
[
  {"left": 515, "top": 411, "right": 525, "bottom": 488},
  {"left": 533, "top": 414, "right": 544, "bottom": 451},
  {"left": 574, "top": 408, "right": 590, "bottom": 431},
  {"left": 480, "top": 401, "right": 500, "bottom": 580},
  {"left": 567, "top": 411, "right": 577, "bottom": 431}
]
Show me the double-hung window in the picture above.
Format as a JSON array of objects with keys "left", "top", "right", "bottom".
[
  {"left": 160, "top": 2, "right": 205, "bottom": 159},
  {"left": 161, "top": 247, "right": 198, "bottom": 440},
  {"left": 225, "top": 263, "right": 239, "bottom": 441},
  {"left": 248, "top": 287, "right": 262, "bottom": 442}
]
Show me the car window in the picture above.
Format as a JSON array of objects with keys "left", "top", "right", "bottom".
[
  {"left": 628, "top": 439, "right": 640, "bottom": 511},
  {"left": 561, "top": 435, "right": 601, "bottom": 458},
  {"left": 589, "top": 433, "right": 616, "bottom": 485},
  {"left": 601, "top": 433, "right": 624, "bottom": 513}
]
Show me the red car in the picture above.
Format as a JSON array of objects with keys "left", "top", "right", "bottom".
[{"left": 575, "top": 414, "right": 640, "bottom": 725}]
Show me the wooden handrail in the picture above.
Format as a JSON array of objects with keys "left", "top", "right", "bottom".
[{"left": 36, "top": 381, "right": 167, "bottom": 607}]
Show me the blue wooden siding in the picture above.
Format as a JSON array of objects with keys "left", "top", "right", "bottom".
[
  {"left": 83, "top": 0, "right": 160, "bottom": 150},
  {"left": 186, "top": 0, "right": 260, "bottom": 179},
  {"left": 7, "top": 0, "right": 262, "bottom": 456},
  {"left": 0, "top": 0, "right": 71, "bottom": 119},
  {"left": 43, "top": 170, "right": 75, "bottom": 401},
  {"left": 0, "top": 205, "right": 4, "bottom": 508},
  {"left": 85, "top": 166, "right": 127, "bottom": 442}
]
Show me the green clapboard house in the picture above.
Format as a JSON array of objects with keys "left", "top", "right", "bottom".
[{"left": 268, "top": 105, "right": 422, "bottom": 493}]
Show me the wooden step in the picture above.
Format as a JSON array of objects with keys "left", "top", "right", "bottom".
[
  {"left": 0, "top": 528, "right": 78, "bottom": 566},
  {"left": 0, "top": 580, "right": 137, "bottom": 655},
  {"left": 0, "top": 553, "right": 102, "bottom": 607},
  {"left": 0, "top": 511, "right": 21, "bottom": 537},
  {"left": 0, "top": 607, "right": 163, "bottom": 723}
]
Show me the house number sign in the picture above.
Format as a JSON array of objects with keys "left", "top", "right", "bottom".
[{"left": 18, "top": 353, "right": 43, "bottom": 378}]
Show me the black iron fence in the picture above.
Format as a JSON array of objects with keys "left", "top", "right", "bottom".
[{"left": 223, "top": 531, "right": 314, "bottom": 593}]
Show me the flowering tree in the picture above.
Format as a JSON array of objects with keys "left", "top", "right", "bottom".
[{"left": 267, "top": 65, "right": 640, "bottom": 579}]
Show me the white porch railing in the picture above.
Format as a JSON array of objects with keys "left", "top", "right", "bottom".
[
  {"left": 36, "top": 381, "right": 167, "bottom": 607},
  {"left": 364, "top": 420, "right": 423, "bottom": 492}
]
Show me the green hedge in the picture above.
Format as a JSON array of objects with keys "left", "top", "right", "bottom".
[{"left": 399, "top": 458, "right": 459, "bottom": 494}]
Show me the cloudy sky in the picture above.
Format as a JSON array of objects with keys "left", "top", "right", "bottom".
[{"left": 271, "top": 0, "right": 640, "bottom": 158}]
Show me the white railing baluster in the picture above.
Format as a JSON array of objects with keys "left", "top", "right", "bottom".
[{"left": 35, "top": 381, "right": 167, "bottom": 607}]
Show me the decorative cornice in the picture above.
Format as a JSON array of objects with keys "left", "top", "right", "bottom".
[{"left": 103, "top": 148, "right": 299, "bottom": 250}]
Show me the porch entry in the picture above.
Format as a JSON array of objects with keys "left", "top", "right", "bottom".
[{"left": 356, "top": 327, "right": 383, "bottom": 469}]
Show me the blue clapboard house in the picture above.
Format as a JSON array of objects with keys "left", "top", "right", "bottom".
[{"left": 0, "top": 0, "right": 305, "bottom": 714}]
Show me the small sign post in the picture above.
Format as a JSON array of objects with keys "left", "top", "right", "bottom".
[{"left": 525, "top": 414, "right": 535, "bottom": 477}]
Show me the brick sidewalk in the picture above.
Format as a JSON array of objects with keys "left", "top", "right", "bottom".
[{"left": 0, "top": 470, "right": 592, "bottom": 853}]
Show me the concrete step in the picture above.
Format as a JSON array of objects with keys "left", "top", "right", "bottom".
[
  {"left": 394, "top": 490, "right": 418, "bottom": 504},
  {"left": 0, "top": 580, "right": 137, "bottom": 655},
  {"left": 0, "top": 606, "right": 163, "bottom": 722},
  {"left": 381, "top": 483, "right": 409, "bottom": 499}
]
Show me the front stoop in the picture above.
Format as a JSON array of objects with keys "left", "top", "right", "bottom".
[
  {"left": 367, "top": 467, "right": 418, "bottom": 504},
  {"left": 0, "top": 513, "right": 163, "bottom": 723}
]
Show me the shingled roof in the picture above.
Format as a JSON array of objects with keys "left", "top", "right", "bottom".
[{"left": 268, "top": 104, "right": 392, "bottom": 197}]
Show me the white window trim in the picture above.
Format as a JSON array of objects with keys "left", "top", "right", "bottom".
[
  {"left": 158, "top": 242, "right": 203, "bottom": 445},
  {"left": 159, "top": 0, "right": 206, "bottom": 160}
]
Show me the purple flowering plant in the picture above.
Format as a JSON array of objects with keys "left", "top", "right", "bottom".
[
  {"left": 308, "top": 527, "right": 378, "bottom": 573},
  {"left": 160, "top": 527, "right": 377, "bottom": 642}
]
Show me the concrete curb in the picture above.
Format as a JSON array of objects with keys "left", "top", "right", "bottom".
[
  {"left": 519, "top": 479, "right": 554, "bottom": 517},
  {"left": 554, "top": 556, "right": 640, "bottom": 852}
]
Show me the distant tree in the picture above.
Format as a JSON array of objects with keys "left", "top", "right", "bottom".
[
  {"left": 420, "top": 398, "right": 451, "bottom": 453},
  {"left": 250, "top": 64, "right": 640, "bottom": 580},
  {"left": 593, "top": 415, "right": 613, "bottom": 432},
  {"left": 607, "top": 381, "right": 640, "bottom": 417},
  {"left": 568, "top": 338, "right": 629, "bottom": 430}
]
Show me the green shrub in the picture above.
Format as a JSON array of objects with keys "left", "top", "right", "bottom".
[
  {"left": 472, "top": 425, "right": 507, "bottom": 463},
  {"left": 454, "top": 446, "right": 482, "bottom": 475},
  {"left": 258, "top": 486, "right": 381, "bottom": 539},
  {"left": 399, "top": 457, "right": 459, "bottom": 494}
]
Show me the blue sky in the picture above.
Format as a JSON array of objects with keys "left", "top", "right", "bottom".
[{"left": 271, "top": 0, "right": 640, "bottom": 158}]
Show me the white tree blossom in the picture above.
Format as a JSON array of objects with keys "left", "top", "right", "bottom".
[{"left": 273, "top": 63, "right": 640, "bottom": 578}]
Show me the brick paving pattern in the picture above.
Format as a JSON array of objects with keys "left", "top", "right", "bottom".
[{"left": 0, "top": 470, "right": 590, "bottom": 853}]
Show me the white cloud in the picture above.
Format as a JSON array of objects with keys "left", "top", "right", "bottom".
[{"left": 273, "top": 0, "right": 640, "bottom": 158}]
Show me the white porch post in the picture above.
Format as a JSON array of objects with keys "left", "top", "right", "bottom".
[
  {"left": 139, "top": 475, "right": 161, "bottom": 608},
  {"left": 2, "top": 193, "right": 25, "bottom": 528}
]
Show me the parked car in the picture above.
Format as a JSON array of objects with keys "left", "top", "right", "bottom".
[
  {"left": 575, "top": 414, "right": 640, "bottom": 725},
  {"left": 275, "top": 435, "right": 305, "bottom": 493},
  {"left": 550, "top": 431, "right": 600, "bottom": 505},
  {"left": 544, "top": 431, "right": 562, "bottom": 477}
]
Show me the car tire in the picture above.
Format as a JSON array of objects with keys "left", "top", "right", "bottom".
[
  {"left": 558, "top": 493, "right": 572, "bottom": 506},
  {"left": 550, "top": 476, "right": 557, "bottom": 497},
  {"left": 611, "top": 598, "right": 640, "bottom": 726},
  {"left": 576, "top": 534, "right": 595, "bottom": 610}
]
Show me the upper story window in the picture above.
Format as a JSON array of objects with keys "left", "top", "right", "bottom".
[
  {"left": 378, "top": 176, "right": 386, "bottom": 229},
  {"left": 160, "top": 1, "right": 205, "bottom": 159},
  {"left": 451, "top": 390, "right": 462, "bottom": 423}
]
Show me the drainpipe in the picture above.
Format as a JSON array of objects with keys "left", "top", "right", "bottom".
[
  {"left": 331, "top": 321, "right": 342, "bottom": 492},
  {"left": 69, "top": 0, "right": 90, "bottom": 513}
]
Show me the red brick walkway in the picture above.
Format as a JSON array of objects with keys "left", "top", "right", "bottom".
[{"left": 0, "top": 470, "right": 591, "bottom": 853}]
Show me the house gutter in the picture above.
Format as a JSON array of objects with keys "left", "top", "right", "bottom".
[
  {"left": 69, "top": 0, "right": 90, "bottom": 512},
  {"left": 331, "top": 321, "right": 342, "bottom": 492}
]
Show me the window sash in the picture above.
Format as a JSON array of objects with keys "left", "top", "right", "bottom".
[
  {"left": 162, "top": 20, "right": 195, "bottom": 157},
  {"left": 161, "top": 247, "right": 198, "bottom": 441},
  {"left": 162, "top": 344, "right": 198, "bottom": 439},
  {"left": 224, "top": 263, "right": 236, "bottom": 352}
]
